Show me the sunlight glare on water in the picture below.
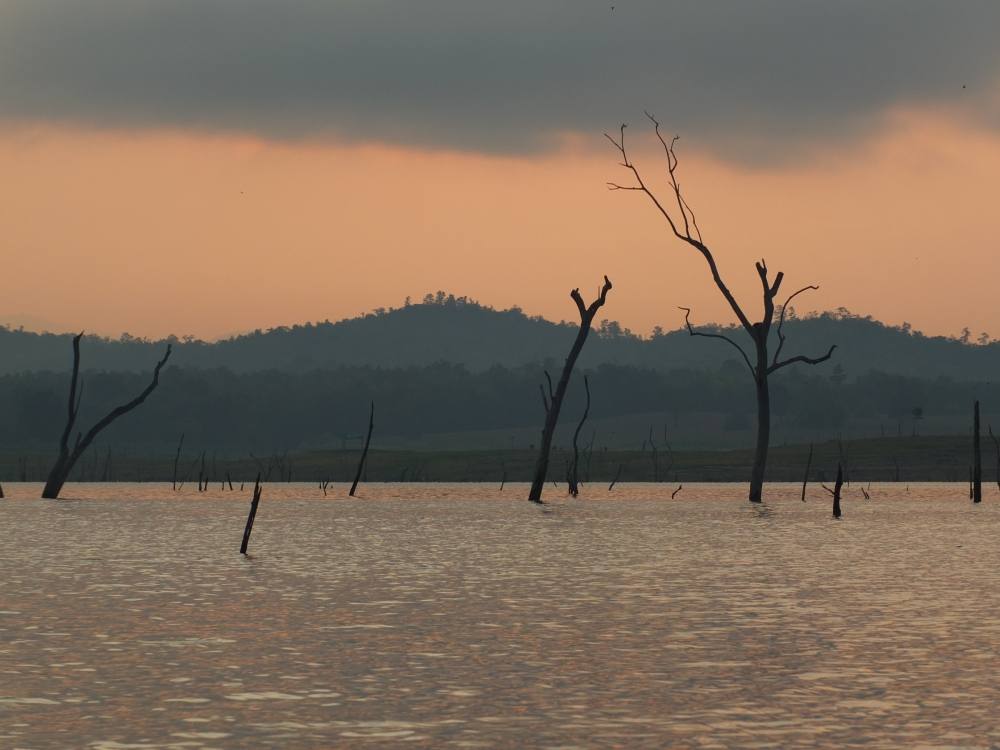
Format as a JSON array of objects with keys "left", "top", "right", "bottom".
[{"left": 2, "top": 481, "right": 1000, "bottom": 748}]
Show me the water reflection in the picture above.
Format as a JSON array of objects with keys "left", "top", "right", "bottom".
[{"left": 2, "top": 482, "right": 999, "bottom": 748}]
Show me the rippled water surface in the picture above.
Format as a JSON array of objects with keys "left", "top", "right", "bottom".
[{"left": 3, "top": 481, "right": 1000, "bottom": 748}]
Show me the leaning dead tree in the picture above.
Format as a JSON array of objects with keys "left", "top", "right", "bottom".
[
  {"left": 349, "top": 400, "right": 375, "bottom": 497},
  {"left": 42, "top": 333, "right": 171, "bottom": 499},
  {"left": 607, "top": 114, "right": 835, "bottom": 502},
  {"left": 240, "top": 474, "right": 263, "bottom": 555},
  {"left": 529, "top": 277, "right": 612, "bottom": 503}
]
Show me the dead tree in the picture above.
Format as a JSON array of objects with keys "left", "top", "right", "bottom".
[
  {"left": 823, "top": 464, "right": 844, "bottom": 519},
  {"left": 608, "top": 463, "right": 624, "bottom": 491},
  {"left": 172, "top": 433, "right": 184, "bottom": 490},
  {"left": 240, "top": 474, "right": 263, "bottom": 555},
  {"left": 529, "top": 277, "right": 612, "bottom": 503},
  {"left": 568, "top": 375, "right": 592, "bottom": 497},
  {"left": 198, "top": 451, "right": 207, "bottom": 492},
  {"left": 42, "top": 333, "right": 170, "bottom": 499},
  {"left": 973, "top": 401, "right": 982, "bottom": 503},
  {"left": 801, "top": 443, "right": 813, "bottom": 502},
  {"left": 607, "top": 115, "right": 834, "bottom": 502},
  {"left": 349, "top": 400, "right": 375, "bottom": 497}
]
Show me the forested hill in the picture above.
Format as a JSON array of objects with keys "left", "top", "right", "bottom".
[{"left": 2, "top": 294, "right": 998, "bottom": 381}]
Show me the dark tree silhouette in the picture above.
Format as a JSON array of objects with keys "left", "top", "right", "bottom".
[
  {"left": 831, "top": 464, "right": 844, "bottom": 519},
  {"left": 607, "top": 114, "right": 835, "bottom": 502},
  {"left": 349, "top": 400, "right": 375, "bottom": 497},
  {"left": 568, "top": 375, "right": 591, "bottom": 497},
  {"left": 42, "top": 333, "right": 171, "bottom": 499},
  {"left": 529, "top": 277, "right": 612, "bottom": 503},
  {"left": 240, "top": 474, "right": 263, "bottom": 555}
]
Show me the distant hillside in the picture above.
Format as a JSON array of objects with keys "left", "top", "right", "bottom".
[{"left": 2, "top": 294, "right": 998, "bottom": 381}]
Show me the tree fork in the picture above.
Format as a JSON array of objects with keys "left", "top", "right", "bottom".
[
  {"left": 42, "top": 333, "right": 171, "bottom": 499},
  {"left": 528, "top": 277, "right": 612, "bottom": 503}
]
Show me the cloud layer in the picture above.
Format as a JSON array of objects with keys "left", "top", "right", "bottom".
[{"left": 1, "top": 1, "right": 998, "bottom": 157}]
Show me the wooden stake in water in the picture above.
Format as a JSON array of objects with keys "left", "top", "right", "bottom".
[
  {"left": 973, "top": 400, "right": 982, "bottom": 503},
  {"left": 801, "top": 443, "right": 813, "bottom": 502},
  {"left": 240, "top": 474, "right": 263, "bottom": 555}
]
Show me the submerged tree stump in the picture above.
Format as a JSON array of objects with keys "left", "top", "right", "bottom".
[{"left": 240, "top": 474, "right": 263, "bottom": 555}]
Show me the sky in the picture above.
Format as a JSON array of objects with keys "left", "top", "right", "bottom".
[{"left": 1, "top": 1, "right": 999, "bottom": 340}]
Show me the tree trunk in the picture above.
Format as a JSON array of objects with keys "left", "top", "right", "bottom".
[
  {"left": 973, "top": 400, "right": 982, "bottom": 503},
  {"left": 832, "top": 463, "right": 843, "bottom": 519},
  {"left": 240, "top": 475, "right": 263, "bottom": 555},
  {"left": 528, "top": 277, "right": 611, "bottom": 503},
  {"left": 749, "top": 374, "right": 770, "bottom": 503},
  {"left": 529, "top": 368, "right": 575, "bottom": 503},
  {"left": 41, "top": 454, "right": 72, "bottom": 500}
]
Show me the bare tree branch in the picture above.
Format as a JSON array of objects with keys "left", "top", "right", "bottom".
[
  {"left": 679, "top": 307, "right": 754, "bottom": 376},
  {"left": 606, "top": 119, "right": 754, "bottom": 334},
  {"left": 768, "top": 345, "right": 838, "bottom": 375},
  {"left": 773, "top": 285, "right": 820, "bottom": 366},
  {"left": 58, "top": 332, "right": 84, "bottom": 455}
]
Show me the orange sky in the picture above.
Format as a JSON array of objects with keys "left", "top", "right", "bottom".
[{"left": 1, "top": 107, "right": 998, "bottom": 341}]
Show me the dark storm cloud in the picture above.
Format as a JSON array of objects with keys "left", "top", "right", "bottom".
[{"left": 1, "top": 1, "right": 997, "bottom": 157}]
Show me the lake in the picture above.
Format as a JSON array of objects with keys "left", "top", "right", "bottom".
[{"left": 2, "top": 481, "right": 999, "bottom": 748}]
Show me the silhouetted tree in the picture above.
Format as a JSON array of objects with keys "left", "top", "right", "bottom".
[
  {"left": 529, "top": 277, "right": 612, "bottom": 503},
  {"left": 568, "top": 375, "right": 591, "bottom": 497},
  {"left": 41, "top": 333, "right": 170, "bottom": 499},
  {"left": 240, "top": 474, "right": 263, "bottom": 554},
  {"left": 607, "top": 114, "right": 835, "bottom": 502}
]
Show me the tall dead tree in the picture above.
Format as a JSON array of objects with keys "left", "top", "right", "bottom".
[
  {"left": 42, "top": 333, "right": 171, "bottom": 499},
  {"left": 607, "top": 115, "right": 835, "bottom": 502},
  {"left": 529, "top": 277, "right": 612, "bottom": 503}
]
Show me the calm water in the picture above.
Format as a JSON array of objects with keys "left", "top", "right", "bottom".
[{"left": 2, "top": 481, "right": 1000, "bottom": 748}]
